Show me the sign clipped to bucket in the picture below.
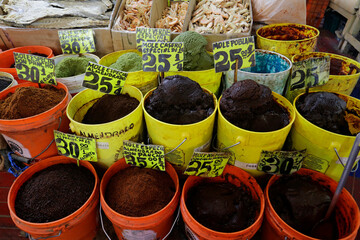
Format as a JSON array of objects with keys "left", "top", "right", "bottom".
[
  {"left": 58, "top": 29, "right": 96, "bottom": 54},
  {"left": 184, "top": 152, "right": 231, "bottom": 177},
  {"left": 14, "top": 52, "right": 56, "bottom": 85},
  {"left": 54, "top": 130, "right": 97, "bottom": 162},
  {"left": 123, "top": 140, "right": 166, "bottom": 171},
  {"left": 136, "top": 27, "right": 171, "bottom": 51},
  {"left": 83, "top": 62, "right": 128, "bottom": 95}
]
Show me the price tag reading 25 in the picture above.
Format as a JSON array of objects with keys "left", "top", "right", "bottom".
[
  {"left": 136, "top": 27, "right": 171, "bottom": 51},
  {"left": 212, "top": 36, "right": 255, "bottom": 73},
  {"left": 142, "top": 42, "right": 184, "bottom": 72},
  {"left": 184, "top": 152, "right": 231, "bottom": 177},
  {"left": 58, "top": 29, "right": 96, "bottom": 54}
]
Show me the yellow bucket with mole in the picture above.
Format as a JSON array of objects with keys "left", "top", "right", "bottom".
[
  {"left": 99, "top": 49, "right": 158, "bottom": 95},
  {"left": 289, "top": 91, "right": 360, "bottom": 182},
  {"left": 66, "top": 85, "right": 144, "bottom": 169},
  {"left": 142, "top": 88, "right": 218, "bottom": 174},
  {"left": 217, "top": 92, "right": 296, "bottom": 177},
  {"left": 256, "top": 23, "right": 319, "bottom": 59}
]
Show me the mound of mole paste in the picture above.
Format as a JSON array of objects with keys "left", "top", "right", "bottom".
[
  {"left": 145, "top": 75, "right": 214, "bottom": 124},
  {"left": 82, "top": 93, "right": 139, "bottom": 124},
  {"left": 296, "top": 92, "right": 351, "bottom": 135},
  {"left": 186, "top": 182, "right": 259, "bottom": 233},
  {"left": 269, "top": 174, "right": 338, "bottom": 239},
  {"left": 220, "top": 79, "right": 289, "bottom": 132},
  {"left": 258, "top": 25, "right": 311, "bottom": 40}
]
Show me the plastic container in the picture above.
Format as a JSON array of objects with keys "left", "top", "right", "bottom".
[
  {"left": 100, "top": 158, "right": 180, "bottom": 240},
  {"left": 0, "top": 82, "right": 70, "bottom": 160},
  {"left": 7, "top": 156, "right": 99, "bottom": 240},
  {"left": 262, "top": 168, "right": 360, "bottom": 240},
  {"left": 181, "top": 164, "right": 265, "bottom": 240}
]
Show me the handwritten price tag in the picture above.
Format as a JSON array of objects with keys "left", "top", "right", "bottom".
[
  {"left": 257, "top": 150, "right": 306, "bottom": 175},
  {"left": 83, "top": 62, "right": 127, "bottom": 95},
  {"left": 58, "top": 29, "right": 96, "bottom": 54},
  {"left": 54, "top": 130, "right": 97, "bottom": 162},
  {"left": 184, "top": 152, "right": 231, "bottom": 177},
  {"left": 212, "top": 36, "right": 255, "bottom": 73},
  {"left": 142, "top": 42, "right": 184, "bottom": 72},
  {"left": 14, "top": 52, "right": 56, "bottom": 85},
  {"left": 123, "top": 140, "right": 165, "bottom": 171},
  {"left": 136, "top": 28, "right": 171, "bottom": 51}
]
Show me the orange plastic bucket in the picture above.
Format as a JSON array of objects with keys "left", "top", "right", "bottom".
[
  {"left": 7, "top": 156, "right": 100, "bottom": 240},
  {"left": 262, "top": 168, "right": 360, "bottom": 240},
  {"left": 0, "top": 46, "right": 54, "bottom": 84},
  {"left": 100, "top": 158, "right": 180, "bottom": 240},
  {"left": 0, "top": 82, "right": 70, "bottom": 160},
  {"left": 180, "top": 164, "right": 265, "bottom": 239}
]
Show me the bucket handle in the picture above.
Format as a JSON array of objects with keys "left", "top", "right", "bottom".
[
  {"left": 164, "top": 138, "right": 187, "bottom": 156},
  {"left": 211, "top": 133, "right": 241, "bottom": 151},
  {"left": 27, "top": 231, "right": 62, "bottom": 240}
]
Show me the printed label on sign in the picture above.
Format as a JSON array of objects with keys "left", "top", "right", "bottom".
[
  {"left": 184, "top": 152, "right": 231, "bottom": 177},
  {"left": 2, "top": 134, "right": 31, "bottom": 158},
  {"left": 96, "top": 142, "right": 109, "bottom": 149},
  {"left": 54, "top": 130, "right": 97, "bottom": 162},
  {"left": 14, "top": 52, "right": 56, "bottom": 85},
  {"left": 58, "top": 29, "right": 96, "bottom": 54},
  {"left": 142, "top": 42, "right": 184, "bottom": 72},
  {"left": 212, "top": 36, "right": 255, "bottom": 73},
  {"left": 83, "top": 62, "right": 127, "bottom": 95},
  {"left": 257, "top": 150, "right": 305, "bottom": 175},
  {"left": 302, "top": 154, "right": 330, "bottom": 173},
  {"left": 123, "top": 140, "right": 165, "bottom": 171},
  {"left": 234, "top": 161, "right": 258, "bottom": 170},
  {"left": 136, "top": 27, "right": 171, "bottom": 51},
  {"left": 122, "top": 229, "right": 157, "bottom": 240}
]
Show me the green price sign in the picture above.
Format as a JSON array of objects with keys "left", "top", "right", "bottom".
[
  {"left": 58, "top": 29, "right": 96, "bottom": 54},
  {"left": 184, "top": 152, "right": 231, "bottom": 177},
  {"left": 14, "top": 52, "right": 56, "bottom": 85},
  {"left": 123, "top": 140, "right": 165, "bottom": 171},
  {"left": 54, "top": 130, "right": 97, "bottom": 162},
  {"left": 83, "top": 62, "right": 127, "bottom": 95},
  {"left": 142, "top": 42, "right": 184, "bottom": 72},
  {"left": 136, "top": 27, "right": 171, "bottom": 51},
  {"left": 257, "top": 150, "right": 306, "bottom": 175},
  {"left": 212, "top": 36, "right": 255, "bottom": 73}
]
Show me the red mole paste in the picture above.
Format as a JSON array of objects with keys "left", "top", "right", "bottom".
[
  {"left": 105, "top": 167, "right": 175, "bottom": 217},
  {"left": 186, "top": 181, "right": 259, "bottom": 233},
  {"left": 330, "top": 58, "right": 360, "bottom": 75},
  {"left": 82, "top": 93, "right": 139, "bottom": 124},
  {"left": 0, "top": 85, "right": 65, "bottom": 120},
  {"left": 15, "top": 164, "right": 94, "bottom": 223},
  {"left": 258, "top": 25, "right": 314, "bottom": 40}
]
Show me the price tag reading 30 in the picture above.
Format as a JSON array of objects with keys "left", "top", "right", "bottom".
[
  {"left": 212, "top": 36, "right": 255, "bottom": 73},
  {"left": 136, "top": 28, "right": 171, "bottom": 51},
  {"left": 184, "top": 152, "right": 231, "bottom": 177},
  {"left": 14, "top": 52, "right": 56, "bottom": 85},
  {"left": 142, "top": 42, "right": 184, "bottom": 72},
  {"left": 83, "top": 62, "right": 127, "bottom": 95},
  {"left": 54, "top": 130, "right": 97, "bottom": 162},
  {"left": 58, "top": 29, "right": 96, "bottom": 54}
]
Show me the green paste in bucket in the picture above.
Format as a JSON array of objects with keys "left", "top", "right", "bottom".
[
  {"left": 109, "top": 52, "right": 142, "bottom": 72},
  {"left": 55, "top": 56, "right": 96, "bottom": 78}
]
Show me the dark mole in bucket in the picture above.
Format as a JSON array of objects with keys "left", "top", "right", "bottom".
[
  {"left": 258, "top": 25, "right": 314, "bottom": 40},
  {"left": 0, "top": 76, "right": 12, "bottom": 91}
]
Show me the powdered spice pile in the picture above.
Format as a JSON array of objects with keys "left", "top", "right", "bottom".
[{"left": 0, "top": 85, "right": 66, "bottom": 119}]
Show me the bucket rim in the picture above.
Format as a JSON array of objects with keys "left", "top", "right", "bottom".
[{"left": 0, "top": 45, "right": 54, "bottom": 55}]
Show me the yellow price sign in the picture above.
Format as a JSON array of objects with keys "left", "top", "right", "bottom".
[
  {"left": 212, "top": 36, "right": 255, "bottom": 73},
  {"left": 54, "top": 130, "right": 97, "bottom": 162},
  {"left": 142, "top": 42, "right": 184, "bottom": 72},
  {"left": 58, "top": 29, "right": 96, "bottom": 54},
  {"left": 14, "top": 52, "right": 56, "bottom": 85},
  {"left": 184, "top": 152, "right": 231, "bottom": 177},
  {"left": 83, "top": 62, "right": 127, "bottom": 95},
  {"left": 136, "top": 27, "right": 171, "bottom": 51},
  {"left": 123, "top": 140, "right": 165, "bottom": 171}
]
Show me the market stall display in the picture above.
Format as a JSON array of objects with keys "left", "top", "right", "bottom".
[{"left": 155, "top": 2, "right": 188, "bottom": 32}]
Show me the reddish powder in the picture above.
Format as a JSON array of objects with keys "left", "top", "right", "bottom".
[
  {"left": 0, "top": 85, "right": 66, "bottom": 119},
  {"left": 105, "top": 167, "right": 175, "bottom": 217}
]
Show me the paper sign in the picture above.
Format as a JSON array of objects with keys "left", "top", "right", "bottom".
[
  {"left": 212, "top": 36, "right": 255, "bottom": 73},
  {"left": 123, "top": 140, "right": 165, "bottom": 171},
  {"left": 136, "top": 28, "right": 171, "bottom": 51},
  {"left": 14, "top": 52, "right": 56, "bottom": 85},
  {"left": 257, "top": 150, "right": 306, "bottom": 175},
  {"left": 142, "top": 42, "right": 184, "bottom": 72},
  {"left": 83, "top": 62, "right": 127, "bottom": 95},
  {"left": 54, "top": 130, "right": 97, "bottom": 162},
  {"left": 58, "top": 29, "right": 96, "bottom": 54},
  {"left": 184, "top": 152, "right": 231, "bottom": 177}
]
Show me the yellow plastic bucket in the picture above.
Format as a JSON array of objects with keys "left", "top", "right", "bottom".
[
  {"left": 99, "top": 49, "right": 158, "bottom": 95},
  {"left": 66, "top": 85, "right": 144, "bottom": 169},
  {"left": 217, "top": 92, "right": 296, "bottom": 177},
  {"left": 256, "top": 23, "right": 319, "bottom": 59},
  {"left": 142, "top": 88, "right": 218, "bottom": 173},
  {"left": 289, "top": 91, "right": 360, "bottom": 181}
]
